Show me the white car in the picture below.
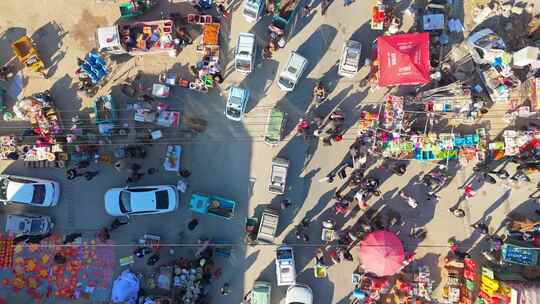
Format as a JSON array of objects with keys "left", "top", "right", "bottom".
[
  {"left": 338, "top": 40, "right": 362, "bottom": 78},
  {"left": 277, "top": 52, "right": 308, "bottom": 92},
  {"left": 0, "top": 175, "right": 60, "bottom": 207},
  {"left": 5, "top": 213, "right": 54, "bottom": 235},
  {"left": 286, "top": 283, "right": 313, "bottom": 304},
  {"left": 104, "top": 185, "right": 179, "bottom": 216}
]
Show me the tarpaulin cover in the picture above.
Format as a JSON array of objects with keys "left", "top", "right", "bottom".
[
  {"left": 111, "top": 270, "right": 139, "bottom": 304},
  {"left": 377, "top": 33, "right": 430, "bottom": 86}
]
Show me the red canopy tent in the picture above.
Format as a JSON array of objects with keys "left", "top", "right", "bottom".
[
  {"left": 377, "top": 32, "right": 431, "bottom": 86},
  {"left": 358, "top": 230, "right": 404, "bottom": 277}
]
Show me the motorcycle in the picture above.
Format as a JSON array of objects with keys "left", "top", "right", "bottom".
[
  {"left": 296, "top": 118, "right": 311, "bottom": 138},
  {"left": 76, "top": 76, "right": 99, "bottom": 97},
  {"left": 359, "top": 177, "right": 381, "bottom": 196},
  {"left": 473, "top": 162, "right": 505, "bottom": 184}
]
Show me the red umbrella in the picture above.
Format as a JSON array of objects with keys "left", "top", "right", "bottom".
[{"left": 358, "top": 230, "right": 404, "bottom": 277}]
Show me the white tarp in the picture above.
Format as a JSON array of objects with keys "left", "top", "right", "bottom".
[{"left": 111, "top": 270, "right": 140, "bottom": 304}]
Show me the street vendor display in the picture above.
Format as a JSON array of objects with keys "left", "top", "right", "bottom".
[
  {"left": 12, "top": 91, "right": 66, "bottom": 162},
  {"left": 383, "top": 95, "right": 404, "bottom": 132},
  {"left": 188, "top": 23, "right": 222, "bottom": 92},
  {"left": 163, "top": 145, "right": 181, "bottom": 172},
  {"left": 97, "top": 19, "right": 176, "bottom": 56},
  {"left": 93, "top": 95, "right": 117, "bottom": 135}
]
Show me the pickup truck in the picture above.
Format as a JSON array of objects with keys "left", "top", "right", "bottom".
[
  {"left": 189, "top": 193, "right": 236, "bottom": 220},
  {"left": 268, "top": 157, "right": 289, "bottom": 194},
  {"left": 257, "top": 208, "right": 279, "bottom": 243}
]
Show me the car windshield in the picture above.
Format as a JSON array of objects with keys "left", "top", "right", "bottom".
[
  {"left": 278, "top": 77, "right": 294, "bottom": 89},
  {"left": 155, "top": 190, "right": 169, "bottom": 209},
  {"left": 227, "top": 107, "right": 241, "bottom": 118},
  {"left": 30, "top": 219, "right": 43, "bottom": 232},
  {"left": 0, "top": 178, "right": 8, "bottom": 200},
  {"left": 236, "top": 59, "right": 251, "bottom": 71},
  {"left": 119, "top": 191, "right": 132, "bottom": 213},
  {"left": 31, "top": 185, "right": 46, "bottom": 205},
  {"left": 475, "top": 34, "right": 505, "bottom": 49},
  {"left": 277, "top": 249, "right": 293, "bottom": 259},
  {"left": 243, "top": 8, "right": 257, "bottom": 19}
]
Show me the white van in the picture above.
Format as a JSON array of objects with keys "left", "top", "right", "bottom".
[
  {"left": 338, "top": 40, "right": 362, "bottom": 78},
  {"left": 225, "top": 86, "right": 250, "bottom": 121},
  {"left": 276, "top": 245, "right": 296, "bottom": 286},
  {"left": 243, "top": 0, "right": 265, "bottom": 23},
  {"left": 277, "top": 52, "right": 308, "bottom": 92},
  {"left": 235, "top": 33, "right": 256, "bottom": 75}
]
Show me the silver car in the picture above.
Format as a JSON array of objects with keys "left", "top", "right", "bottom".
[{"left": 5, "top": 213, "right": 54, "bottom": 235}]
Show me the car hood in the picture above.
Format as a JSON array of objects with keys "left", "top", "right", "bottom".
[{"left": 104, "top": 188, "right": 124, "bottom": 216}]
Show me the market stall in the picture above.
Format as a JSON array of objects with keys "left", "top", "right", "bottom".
[
  {"left": 377, "top": 33, "right": 431, "bottom": 87},
  {"left": 358, "top": 230, "right": 404, "bottom": 277},
  {"left": 11, "top": 91, "right": 68, "bottom": 164}
]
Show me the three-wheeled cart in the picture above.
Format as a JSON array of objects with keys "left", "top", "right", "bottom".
[
  {"left": 119, "top": 0, "right": 157, "bottom": 19},
  {"left": 268, "top": 157, "right": 289, "bottom": 194},
  {"left": 11, "top": 36, "right": 46, "bottom": 77},
  {"left": 257, "top": 208, "right": 280, "bottom": 243},
  {"left": 189, "top": 193, "right": 236, "bottom": 220},
  {"left": 264, "top": 107, "right": 286, "bottom": 146}
]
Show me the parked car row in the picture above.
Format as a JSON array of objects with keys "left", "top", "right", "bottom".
[{"left": 226, "top": 31, "right": 363, "bottom": 124}]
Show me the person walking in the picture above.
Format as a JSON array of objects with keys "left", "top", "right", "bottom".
[
  {"left": 463, "top": 184, "right": 476, "bottom": 200},
  {"left": 114, "top": 160, "right": 127, "bottom": 172},
  {"left": 399, "top": 191, "right": 418, "bottom": 208},
  {"left": 66, "top": 168, "right": 81, "bottom": 180},
  {"left": 63, "top": 233, "right": 82, "bottom": 244},
  {"left": 177, "top": 179, "right": 189, "bottom": 193},
  {"left": 84, "top": 171, "right": 99, "bottom": 181},
  {"left": 220, "top": 283, "right": 231, "bottom": 296},
  {"left": 344, "top": 0, "right": 353, "bottom": 6},
  {"left": 76, "top": 161, "right": 90, "bottom": 169},
  {"left": 471, "top": 222, "right": 489, "bottom": 235}
]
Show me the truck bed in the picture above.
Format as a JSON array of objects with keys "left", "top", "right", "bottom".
[{"left": 257, "top": 208, "right": 279, "bottom": 243}]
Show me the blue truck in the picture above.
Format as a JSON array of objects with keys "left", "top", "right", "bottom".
[{"left": 189, "top": 193, "right": 236, "bottom": 220}]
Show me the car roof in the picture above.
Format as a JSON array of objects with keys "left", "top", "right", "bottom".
[
  {"left": 130, "top": 191, "right": 158, "bottom": 212},
  {"left": 237, "top": 33, "right": 255, "bottom": 53},
  {"left": 286, "top": 284, "right": 313, "bottom": 303},
  {"left": 287, "top": 52, "right": 307, "bottom": 72},
  {"left": 228, "top": 87, "right": 248, "bottom": 107}
]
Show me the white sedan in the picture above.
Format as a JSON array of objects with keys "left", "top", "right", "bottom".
[
  {"left": 286, "top": 284, "right": 313, "bottom": 304},
  {"left": 0, "top": 175, "right": 60, "bottom": 207},
  {"left": 104, "top": 185, "right": 179, "bottom": 216}
]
